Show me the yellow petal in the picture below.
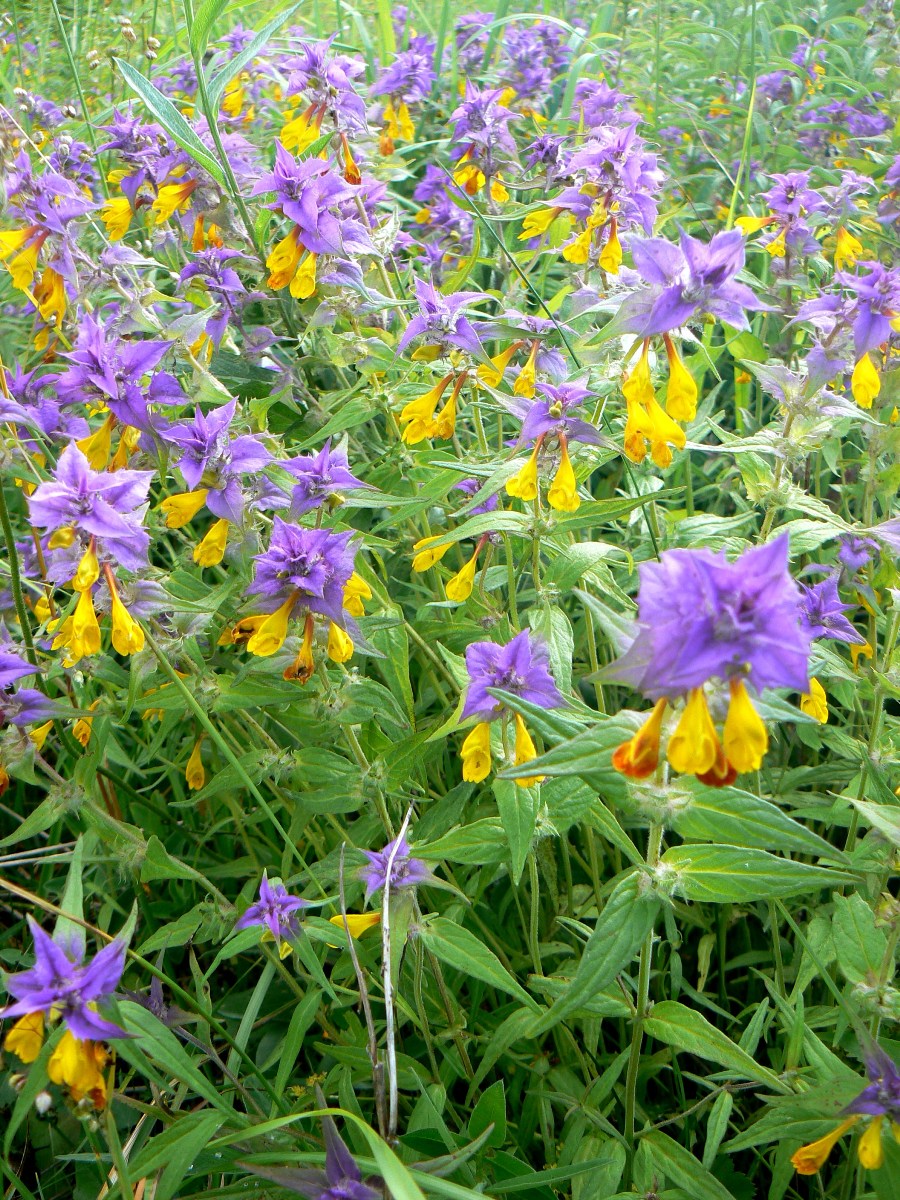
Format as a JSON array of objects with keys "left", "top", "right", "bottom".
[
  {"left": 722, "top": 679, "right": 768, "bottom": 773},
  {"left": 800, "top": 677, "right": 828, "bottom": 724},
  {"left": 461, "top": 721, "right": 492, "bottom": 783},
  {"left": 4, "top": 1012, "right": 44, "bottom": 1062},
  {"left": 667, "top": 688, "right": 720, "bottom": 776}
]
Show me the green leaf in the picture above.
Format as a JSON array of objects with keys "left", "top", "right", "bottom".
[
  {"left": 189, "top": 0, "right": 231, "bottom": 55},
  {"left": 119, "top": 1001, "right": 237, "bottom": 1116},
  {"left": 661, "top": 845, "right": 851, "bottom": 902},
  {"left": 129, "top": 1111, "right": 224, "bottom": 1200},
  {"left": 642, "top": 1001, "right": 787, "bottom": 1091},
  {"left": 55, "top": 834, "right": 85, "bottom": 958},
  {"left": 113, "top": 59, "right": 225, "bottom": 185},
  {"left": 850, "top": 797, "right": 900, "bottom": 847},
  {"left": 532, "top": 872, "right": 658, "bottom": 1033},
  {"left": 418, "top": 819, "right": 508, "bottom": 865},
  {"left": 673, "top": 786, "right": 841, "bottom": 859},
  {"left": 418, "top": 916, "right": 540, "bottom": 1012},
  {"left": 641, "top": 1130, "right": 739, "bottom": 1200},
  {"left": 469, "top": 1079, "right": 506, "bottom": 1149},
  {"left": 832, "top": 892, "right": 888, "bottom": 987},
  {"left": 494, "top": 778, "right": 537, "bottom": 885},
  {"left": 206, "top": 3, "right": 304, "bottom": 110}
]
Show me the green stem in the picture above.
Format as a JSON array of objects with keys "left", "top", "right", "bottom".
[
  {"left": 624, "top": 823, "right": 663, "bottom": 1158},
  {"left": 527, "top": 853, "right": 542, "bottom": 979},
  {"left": 0, "top": 481, "right": 37, "bottom": 666}
]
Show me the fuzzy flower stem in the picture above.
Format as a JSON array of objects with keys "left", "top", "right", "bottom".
[
  {"left": 0, "top": 481, "right": 37, "bottom": 667},
  {"left": 759, "top": 413, "right": 795, "bottom": 541},
  {"left": 624, "top": 823, "right": 663, "bottom": 1169}
]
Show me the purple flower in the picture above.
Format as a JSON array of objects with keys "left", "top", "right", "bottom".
[
  {"left": 763, "top": 171, "right": 827, "bottom": 221},
  {"left": 235, "top": 872, "right": 308, "bottom": 945},
  {"left": 246, "top": 1106, "right": 380, "bottom": 1199},
  {"left": 566, "top": 124, "right": 663, "bottom": 234},
  {"left": 0, "top": 916, "right": 127, "bottom": 1041},
  {"left": 798, "top": 575, "right": 866, "bottom": 645},
  {"left": 453, "top": 478, "right": 499, "bottom": 515},
  {"left": 281, "top": 441, "right": 367, "bottom": 517},
  {"left": 373, "top": 47, "right": 435, "bottom": 104},
  {"left": 359, "top": 836, "right": 432, "bottom": 902},
  {"left": 843, "top": 261, "right": 900, "bottom": 359},
  {"left": 606, "top": 536, "right": 810, "bottom": 700},
  {"left": 247, "top": 519, "right": 357, "bottom": 626},
  {"left": 54, "top": 315, "right": 185, "bottom": 432},
  {"left": 838, "top": 535, "right": 877, "bottom": 573},
  {"left": 161, "top": 401, "right": 271, "bottom": 524},
  {"left": 285, "top": 40, "right": 368, "bottom": 135},
  {"left": 397, "top": 277, "right": 487, "bottom": 357},
  {"left": 0, "top": 687, "right": 58, "bottom": 728},
  {"left": 462, "top": 629, "right": 564, "bottom": 721},
  {"left": 0, "top": 641, "right": 36, "bottom": 688},
  {"left": 28, "top": 444, "right": 153, "bottom": 578},
  {"left": 620, "top": 228, "right": 764, "bottom": 336},
  {"left": 509, "top": 381, "right": 603, "bottom": 447},
  {"left": 253, "top": 147, "right": 372, "bottom": 256},
  {"left": 844, "top": 1044, "right": 900, "bottom": 1121}
]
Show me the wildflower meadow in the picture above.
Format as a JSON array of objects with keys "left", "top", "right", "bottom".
[{"left": 1, "top": 0, "right": 900, "bottom": 1197}]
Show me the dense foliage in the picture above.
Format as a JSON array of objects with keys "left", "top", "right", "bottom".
[{"left": 1, "top": 1, "right": 899, "bottom": 1198}]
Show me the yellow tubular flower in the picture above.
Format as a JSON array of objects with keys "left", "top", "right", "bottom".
[
  {"left": 327, "top": 622, "right": 354, "bottom": 663},
  {"left": 562, "top": 227, "right": 591, "bottom": 264},
  {"left": 513, "top": 712, "right": 544, "bottom": 787},
  {"left": 490, "top": 177, "right": 509, "bottom": 203},
  {"left": 858, "top": 1116, "right": 885, "bottom": 1170},
  {"left": 72, "top": 545, "right": 100, "bottom": 592},
  {"left": 282, "top": 110, "right": 321, "bottom": 154},
  {"left": 110, "top": 425, "right": 141, "bottom": 472},
  {"left": 518, "top": 207, "right": 560, "bottom": 242},
  {"left": 445, "top": 549, "right": 479, "bottom": 603},
  {"left": 266, "top": 226, "right": 303, "bottom": 290},
  {"left": 152, "top": 179, "right": 197, "bottom": 224},
  {"left": 478, "top": 341, "right": 522, "bottom": 387},
  {"left": 34, "top": 267, "right": 66, "bottom": 328},
  {"left": 0, "top": 227, "right": 33, "bottom": 259},
  {"left": 396, "top": 101, "right": 415, "bottom": 140},
  {"left": 667, "top": 688, "right": 720, "bottom": 776},
  {"left": 765, "top": 228, "right": 787, "bottom": 258},
  {"left": 612, "top": 699, "right": 668, "bottom": 779},
  {"left": 430, "top": 385, "right": 459, "bottom": 439},
  {"left": 800, "top": 677, "right": 828, "bottom": 723},
  {"left": 735, "top": 215, "right": 774, "bottom": 235},
  {"left": 101, "top": 195, "right": 133, "bottom": 240},
  {"left": 343, "top": 572, "right": 372, "bottom": 616},
  {"left": 664, "top": 336, "right": 698, "bottom": 422},
  {"left": 547, "top": 438, "right": 579, "bottom": 512},
  {"left": 109, "top": 585, "right": 144, "bottom": 656},
  {"left": 48, "top": 1032, "right": 110, "bottom": 1107},
  {"left": 222, "top": 78, "right": 245, "bottom": 118},
  {"left": 185, "top": 738, "right": 205, "bottom": 790},
  {"left": 194, "top": 519, "right": 229, "bottom": 567},
  {"left": 623, "top": 347, "right": 654, "bottom": 405},
  {"left": 399, "top": 374, "right": 453, "bottom": 444},
  {"left": 29, "top": 720, "right": 53, "bottom": 751},
  {"left": 851, "top": 353, "right": 880, "bottom": 408},
  {"left": 47, "top": 527, "right": 75, "bottom": 550},
  {"left": 8, "top": 240, "right": 42, "bottom": 290},
  {"left": 851, "top": 640, "right": 874, "bottom": 671},
  {"left": 645, "top": 394, "right": 687, "bottom": 467},
  {"left": 69, "top": 587, "right": 102, "bottom": 660},
  {"left": 283, "top": 615, "right": 316, "bottom": 682},
  {"left": 722, "top": 678, "right": 768, "bottom": 773},
  {"left": 246, "top": 594, "right": 296, "bottom": 657},
  {"left": 506, "top": 443, "right": 541, "bottom": 502},
  {"left": 834, "top": 226, "right": 863, "bottom": 270},
  {"left": 412, "top": 535, "right": 452, "bottom": 572},
  {"left": 598, "top": 216, "right": 622, "bottom": 274},
  {"left": 77, "top": 414, "right": 116, "bottom": 470},
  {"left": 289, "top": 252, "right": 317, "bottom": 300},
  {"left": 3, "top": 1012, "right": 44, "bottom": 1062},
  {"left": 461, "top": 721, "right": 492, "bottom": 783},
  {"left": 327, "top": 912, "right": 381, "bottom": 939},
  {"left": 160, "top": 488, "right": 209, "bottom": 528},
  {"left": 791, "top": 1117, "right": 859, "bottom": 1175},
  {"left": 514, "top": 342, "right": 539, "bottom": 398}
]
